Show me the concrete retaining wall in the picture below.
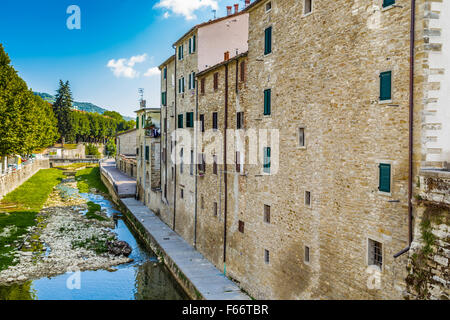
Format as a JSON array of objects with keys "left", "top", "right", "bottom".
[{"left": 0, "top": 159, "right": 50, "bottom": 200}]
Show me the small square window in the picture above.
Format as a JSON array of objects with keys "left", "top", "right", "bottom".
[
  {"left": 264, "top": 249, "right": 270, "bottom": 264},
  {"left": 264, "top": 205, "right": 270, "bottom": 223},
  {"left": 304, "top": 246, "right": 310, "bottom": 263},
  {"left": 305, "top": 191, "right": 311, "bottom": 207},
  {"left": 265, "top": 1, "right": 272, "bottom": 12},
  {"left": 368, "top": 239, "right": 383, "bottom": 269},
  {"left": 238, "top": 220, "right": 245, "bottom": 233}
]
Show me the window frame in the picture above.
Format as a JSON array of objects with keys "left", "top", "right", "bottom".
[
  {"left": 378, "top": 162, "right": 392, "bottom": 195},
  {"left": 264, "top": 204, "right": 271, "bottom": 224},
  {"left": 379, "top": 70, "right": 393, "bottom": 103},
  {"left": 298, "top": 127, "right": 306, "bottom": 148},
  {"left": 367, "top": 238, "right": 384, "bottom": 271},
  {"left": 303, "top": 0, "right": 314, "bottom": 16},
  {"left": 264, "top": 89, "right": 272, "bottom": 116},
  {"left": 305, "top": 190, "right": 312, "bottom": 207},
  {"left": 264, "top": 26, "right": 272, "bottom": 55}
]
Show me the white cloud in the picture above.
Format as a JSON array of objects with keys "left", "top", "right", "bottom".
[
  {"left": 107, "top": 54, "right": 148, "bottom": 79},
  {"left": 144, "top": 67, "right": 161, "bottom": 77},
  {"left": 155, "top": 0, "right": 218, "bottom": 21},
  {"left": 163, "top": 12, "right": 170, "bottom": 19}
]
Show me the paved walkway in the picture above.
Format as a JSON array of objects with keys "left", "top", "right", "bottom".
[
  {"left": 100, "top": 159, "right": 136, "bottom": 198},
  {"left": 101, "top": 160, "right": 250, "bottom": 300}
]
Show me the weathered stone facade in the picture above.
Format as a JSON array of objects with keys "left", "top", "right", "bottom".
[
  {"left": 406, "top": 170, "right": 450, "bottom": 299},
  {"left": 144, "top": 0, "right": 450, "bottom": 300}
]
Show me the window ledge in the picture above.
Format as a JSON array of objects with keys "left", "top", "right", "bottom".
[
  {"left": 297, "top": 146, "right": 307, "bottom": 150},
  {"left": 381, "top": 5, "right": 397, "bottom": 12},
  {"left": 379, "top": 99, "right": 393, "bottom": 105},
  {"left": 378, "top": 191, "right": 392, "bottom": 197},
  {"left": 302, "top": 12, "right": 313, "bottom": 18}
]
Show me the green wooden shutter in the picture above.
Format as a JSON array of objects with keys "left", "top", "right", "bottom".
[
  {"left": 379, "top": 163, "right": 391, "bottom": 193},
  {"left": 264, "top": 89, "right": 271, "bottom": 115},
  {"left": 189, "top": 38, "right": 192, "bottom": 54},
  {"left": 193, "top": 35, "right": 196, "bottom": 52},
  {"left": 265, "top": 27, "right": 272, "bottom": 55},
  {"left": 383, "top": 0, "right": 395, "bottom": 8},
  {"left": 186, "top": 112, "right": 194, "bottom": 128},
  {"left": 145, "top": 146, "right": 149, "bottom": 161},
  {"left": 264, "top": 147, "right": 271, "bottom": 173},
  {"left": 380, "top": 71, "right": 392, "bottom": 101},
  {"left": 178, "top": 114, "right": 183, "bottom": 128},
  {"left": 136, "top": 117, "right": 139, "bottom": 129},
  {"left": 164, "top": 67, "right": 167, "bottom": 79}
]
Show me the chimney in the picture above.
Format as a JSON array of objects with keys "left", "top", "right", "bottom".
[
  {"left": 140, "top": 100, "right": 146, "bottom": 109},
  {"left": 245, "top": 0, "right": 251, "bottom": 8},
  {"left": 234, "top": 4, "right": 239, "bottom": 14},
  {"left": 227, "top": 6, "right": 232, "bottom": 16},
  {"left": 224, "top": 51, "right": 230, "bottom": 61}
]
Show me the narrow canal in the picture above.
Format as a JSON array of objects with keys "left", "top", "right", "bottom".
[{"left": 0, "top": 174, "right": 188, "bottom": 300}]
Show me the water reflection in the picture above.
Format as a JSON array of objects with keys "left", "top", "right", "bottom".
[{"left": 0, "top": 186, "right": 188, "bottom": 300}]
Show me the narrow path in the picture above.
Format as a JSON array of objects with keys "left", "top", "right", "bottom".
[
  {"left": 101, "top": 161, "right": 250, "bottom": 300},
  {"left": 100, "top": 159, "right": 136, "bottom": 198}
]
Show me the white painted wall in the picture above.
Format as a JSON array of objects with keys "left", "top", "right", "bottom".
[
  {"left": 197, "top": 13, "right": 249, "bottom": 72},
  {"left": 426, "top": 1, "right": 450, "bottom": 164}
]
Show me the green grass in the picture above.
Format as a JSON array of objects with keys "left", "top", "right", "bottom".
[
  {"left": 0, "top": 169, "right": 64, "bottom": 271},
  {"left": 75, "top": 166, "right": 108, "bottom": 194},
  {"left": 85, "top": 201, "right": 106, "bottom": 221},
  {"left": 63, "top": 144, "right": 78, "bottom": 150}
]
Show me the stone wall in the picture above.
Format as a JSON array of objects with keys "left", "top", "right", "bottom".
[
  {"left": 406, "top": 170, "right": 450, "bottom": 300},
  {"left": 0, "top": 159, "right": 50, "bottom": 200}
]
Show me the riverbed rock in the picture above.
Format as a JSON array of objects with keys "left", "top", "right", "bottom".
[{"left": 107, "top": 241, "right": 132, "bottom": 257}]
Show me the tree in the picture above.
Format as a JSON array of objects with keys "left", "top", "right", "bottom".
[
  {"left": 53, "top": 80, "right": 73, "bottom": 143},
  {"left": 105, "top": 139, "right": 116, "bottom": 157},
  {"left": 0, "top": 44, "right": 58, "bottom": 157}
]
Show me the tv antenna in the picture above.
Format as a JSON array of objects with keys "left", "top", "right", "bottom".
[
  {"left": 212, "top": 10, "right": 216, "bottom": 19},
  {"left": 138, "top": 88, "right": 144, "bottom": 102}
]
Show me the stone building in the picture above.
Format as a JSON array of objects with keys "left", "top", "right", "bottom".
[
  {"left": 135, "top": 104, "right": 161, "bottom": 213},
  {"left": 115, "top": 128, "right": 137, "bottom": 178},
  {"left": 158, "top": 6, "right": 250, "bottom": 244},
  {"left": 147, "top": 0, "right": 449, "bottom": 300}
]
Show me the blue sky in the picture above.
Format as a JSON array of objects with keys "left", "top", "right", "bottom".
[{"left": 0, "top": 0, "right": 244, "bottom": 117}]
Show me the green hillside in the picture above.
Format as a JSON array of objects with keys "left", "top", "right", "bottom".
[{"left": 33, "top": 92, "right": 133, "bottom": 121}]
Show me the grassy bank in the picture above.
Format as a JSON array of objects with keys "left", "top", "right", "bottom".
[
  {"left": 0, "top": 169, "right": 64, "bottom": 271},
  {"left": 75, "top": 166, "right": 108, "bottom": 194}
]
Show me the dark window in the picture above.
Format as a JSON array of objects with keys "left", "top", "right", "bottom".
[
  {"left": 201, "top": 196, "right": 204, "bottom": 209},
  {"left": 368, "top": 239, "right": 383, "bottom": 269},
  {"left": 299, "top": 128, "right": 305, "bottom": 147},
  {"left": 264, "top": 249, "right": 270, "bottom": 264},
  {"left": 190, "top": 150, "right": 194, "bottom": 176},
  {"left": 214, "top": 72, "right": 219, "bottom": 90},
  {"left": 212, "top": 112, "right": 218, "bottom": 130},
  {"left": 186, "top": 112, "right": 194, "bottom": 128},
  {"left": 214, "top": 202, "right": 218, "bottom": 216},
  {"left": 136, "top": 148, "right": 139, "bottom": 155},
  {"left": 238, "top": 220, "right": 245, "bottom": 233},
  {"left": 201, "top": 78, "right": 205, "bottom": 95},
  {"left": 264, "top": 205, "right": 270, "bottom": 223},
  {"left": 304, "top": 0, "right": 312, "bottom": 14},
  {"left": 198, "top": 153, "right": 206, "bottom": 173},
  {"left": 213, "top": 155, "right": 217, "bottom": 175},
  {"left": 178, "top": 114, "right": 184, "bottom": 128},
  {"left": 161, "top": 91, "right": 167, "bottom": 106},
  {"left": 145, "top": 146, "right": 149, "bottom": 161},
  {"left": 380, "top": 71, "right": 392, "bottom": 101},
  {"left": 305, "top": 246, "right": 310, "bottom": 263},
  {"left": 180, "top": 188, "right": 184, "bottom": 199},
  {"left": 263, "top": 147, "right": 271, "bottom": 174},
  {"left": 180, "top": 148, "right": 184, "bottom": 174},
  {"left": 264, "top": 27, "right": 272, "bottom": 55},
  {"left": 383, "top": 0, "right": 395, "bottom": 8},
  {"left": 200, "top": 114, "right": 205, "bottom": 132},
  {"left": 237, "top": 112, "right": 244, "bottom": 129},
  {"left": 163, "top": 67, "right": 167, "bottom": 79},
  {"left": 305, "top": 191, "right": 311, "bottom": 206},
  {"left": 266, "top": 2, "right": 272, "bottom": 11},
  {"left": 379, "top": 163, "right": 391, "bottom": 193},
  {"left": 264, "top": 89, "right": 271, "bottom": 115},
  {"left": 240, "top": 61, "right": 246, "bottom": 82},
  {"left": 136, "top": 116, "right": 139, "bottom": 129}
]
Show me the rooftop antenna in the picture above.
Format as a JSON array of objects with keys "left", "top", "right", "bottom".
[
  {"left": 212, "top": 9, "right": 216, "bottom": 19},
  {"left": 138, "top": 88, "right": 144, "bottom": 102}
]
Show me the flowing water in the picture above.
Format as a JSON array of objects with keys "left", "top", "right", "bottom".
[{"left": 0, "top": 180, "right": 188, "bottom": 300}]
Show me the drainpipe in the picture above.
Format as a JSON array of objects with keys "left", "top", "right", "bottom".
[
  {"left": 223, "top": 62, "right": 229, "bottom": 272},
  {"left": 394, "top": 0, "right": 415, "bottom": 259},
  {"left": 173, "top": 45, "right": 177, "bottom": 231},
  {"left": 194, "top": 78, "right": 199, "bottom": 248},
  {"left": 165, "top": 64, "right": 168, "bottom": 203}
]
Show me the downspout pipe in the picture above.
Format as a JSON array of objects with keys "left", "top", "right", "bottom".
[
  {"left": 394, "top": 0, "right": 415, "bottom": 259},
  {"left": 223, "top": 62, "right": 229, "bottom": 270},
  {"left": 172, "top": 45, "right": 177, "bottom": 231},
  {"left": 194, "top": 78, "right": 199, "bottom": 248}
]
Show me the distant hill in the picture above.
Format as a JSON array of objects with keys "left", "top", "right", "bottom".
[{"left": 34, "top": 92, "right": 133, "bottom": 121}]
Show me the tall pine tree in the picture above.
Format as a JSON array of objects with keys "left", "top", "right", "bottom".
[{"left": 53, "top": 80, "right": 73, "bottom": 144}]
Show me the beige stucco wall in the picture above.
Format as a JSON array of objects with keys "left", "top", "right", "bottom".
[
  {"left": 116, "top": 130, "right": 137, "bottom": 156},
  {"left": 198, "top": 13, "right": 249, "bottom": 72}
]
